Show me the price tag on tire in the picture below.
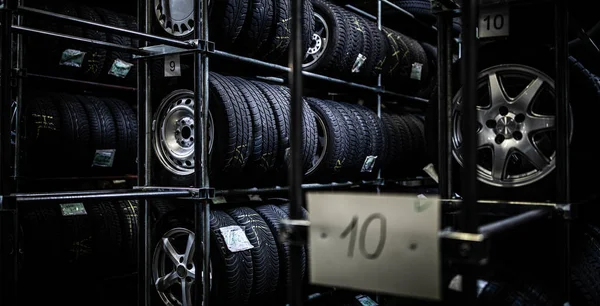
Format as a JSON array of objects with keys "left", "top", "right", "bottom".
[
  {"left": 478, "top": 7, "right": 509, "bottom": 38},
  {"left": 164, "top": 54, "right": 181, "bottom": 77},
  {"left": 307, "top": 192, "right": 441, "bottom": 300}
]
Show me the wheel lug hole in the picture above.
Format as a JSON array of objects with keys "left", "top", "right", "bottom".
[
  {"left": 186, "top": 277, "right": 193, "bottom": 283},
  {"left": 495, "top": 135, "right": 505, "bottom": 144},
  {"left": 515, "top": 114, "right": 525, "bottom": 123},
  {"left": 513, "top": 131, "right": 523, "bottom": 140},
  {"left": 486, "top": 120, "right": 497, "bottom": 128},
  {"left": 187, "top": 263, "right": 193, "bottom": 269},
  {"left": 179, "top": 257, "right": 184, "bottom": 263},
  {"left": 499, "top": 106, "right": 509, "bottom": 116}
]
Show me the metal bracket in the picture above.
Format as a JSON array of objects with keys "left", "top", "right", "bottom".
[
  {"left": 133, "top": 40, "right": 215, "bottom": 60},
  {"left": 133, "top": 186, "right": 214, "bottom": 200},
  {"left": 280, "top": 219, "right": 310, "bottom": 246},
  {"left": 0, "top": 195, "right": 3, "bottom": 209},
  {"left": 431, "top": 0, "right": 461, "bottom": 13},
  {"left": 440, "top": 230, "right": 490, "bottom": 266}
]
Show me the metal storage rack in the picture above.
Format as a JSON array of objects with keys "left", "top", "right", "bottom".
[
  {"left": 0, "top": 0, "right": 431, "bottom": 305},
  {"left": 433, "top": 0, "right": 572, "bottom": 303}
]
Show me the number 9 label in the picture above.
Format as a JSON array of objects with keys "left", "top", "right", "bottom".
[{"left": 164, "top": 54, "right": 181, "bottom": 77}]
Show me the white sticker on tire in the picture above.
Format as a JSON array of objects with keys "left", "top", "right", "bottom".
[
  {"left": 92, "top": 149, "right": 116, "bottom": 167},
  {"left": 219, "top": 225, "right": 254, "bottom": 253},
  {"left": 410, "top": 62, "right": 423, "bottom": 81},
  {"left": 108, "top": 59, "right": 133, "bottom": 78},
  {"left": 59, "top": 49, "right": 86, "bottom": 68},
  {"left": 60, "top": 203, "right": 87, "bottom": 216}
]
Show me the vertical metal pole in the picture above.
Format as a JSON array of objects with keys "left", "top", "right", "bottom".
[
  {"left": 554, "top": 0, "right": 570, "bottom": 302},
  {"left": 376, "top": 0, "right": 383, "bottom": 188},
  {"left": 193, "top": 0, "right": 212, "bottom": 304},
  {"left": 136, "top": 0, "right": 151, "bottom": 303},
  {"left": 14, "top": 0, "right": 22, "bottom": 189},
  {"left": 437, "top": 13, "right": 453, "bottom": 201},
  {"left": 460, "top": 0, "right": 479, "bottom": 303},
  {"left": 289, "top": 0, "right": 305, "bottom": 305}
]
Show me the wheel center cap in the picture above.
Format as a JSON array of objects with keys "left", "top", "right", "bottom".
[
  {"left": 495, "top": 116, "right": 517, "bottom": 137},
  {"left": 176, "top": 265, "right": 187, "bottom": 278},
  {"left": 175, "top": 117, "right": 194, "bottom": 147}
]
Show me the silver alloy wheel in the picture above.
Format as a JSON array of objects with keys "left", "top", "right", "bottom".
[
  {"left": 153, "top": 90, "right": 214, "bottom": 176},
  {"left": 152, "top": 227, "right": 212, "bottom": 306},
  {"left": 154, "top": 0, "right": 195, "bottom": 37},
  {"left": 303, "top": 13, "right": 328, "bottom": 68},
  {"left": 451, "top": 64, "right": 573, "bottom": 188},
  {"left": 305, "top": 113, "right": 328, "bottom": 176}
]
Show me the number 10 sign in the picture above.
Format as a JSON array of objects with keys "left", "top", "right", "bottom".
[{"left": 306, "top": 192, "right": 441, "bottom": 301}]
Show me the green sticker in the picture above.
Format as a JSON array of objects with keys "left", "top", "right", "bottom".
[
  {"left": 92, "top": 149, "right": 116, "bottom": 167},
  {"left": 361, "top": 156, "right": 378, "bottom": 173},
  {"left": 60, "top": 203, "right": 87, "bottom": 216},
  {"left": 59, "top": 49, "right": 86, "bottom": 68},
  {"left": 108, "top": 59, "right": 134, "bottom": 78}
]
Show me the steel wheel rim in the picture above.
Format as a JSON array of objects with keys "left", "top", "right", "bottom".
[
  {"left": 303, "top": 12, "right": 328, "bottom": 68},
  {"left": 451, "top": 64, "right": 573, "bottom": 188},
  {"left": 152, "top": 227, "right": 212, "bottom": 306},
  {"left": 153, "top": 91, "right": 214, "bottom": 176},
  {"left": 154, "top": 0, "right": 198, "bottom": 37},
  {"left": 306, "top": 113, "right": 328, "bottom": 176}
]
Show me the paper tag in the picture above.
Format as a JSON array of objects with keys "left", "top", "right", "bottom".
[
  {"left": 59, "top": 49, "right": 86, "bottom": 68},
  {"left": 60, "top": 203, "right": 87, "bottom": 216},
  {"left": 410, "top": 62, "right": 423, "bottom": 80},
  {"left": 356, "top": 295, "right": 378, "bottom": 306},
  {"left": 212, "top": 196, "right": 227, "bottom": 204},
  {"left": 219, "top": 226, "right": 254, "bottom": 253},
  {"left": 423, "top": 163, "right": 439, "bottom": 183},
  {"left": 164, "top": 54, "right": 181, "bottom": 77},
  {"left": 361, "top": 156, "right": 377, "bottom": 173},
  {"left": 248, "top": 194, "right": 262, "bottom": 202},
  {"left": 352, "top": 53, "right": 367, "bottom": 73},
  {"left": 307, "top": 192, "right": 441, "bottom": 300},
  {"left": 92, "top": 149, "right": 116, "bottom": 167},
  {"left": 108, "top": 59, "right": 133, "bottom": 78},
  {"left": 478, "top": 7, "right": 510, "bottom": 38}
]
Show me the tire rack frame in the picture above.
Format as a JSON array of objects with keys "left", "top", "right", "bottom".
[
  {"left": 0, "top": 0, "right": 432, "bottom": 305},
  {"left": 433, "top": 0, "right": 572, "bottom": 303}
]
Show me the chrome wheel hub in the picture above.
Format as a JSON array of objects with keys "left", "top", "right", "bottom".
[
  {"left": 303, "top": 13, "right": 328, "bottom": 68},
  {"left": 153, "top": 90, "right": 214, "bottom": 176},
  {"left": 152, "top": 227, "right": 212, "bottom": 306},
  {"left": 306, "top": 112, "right": 328, "bottom": 176},
  {"left": 452, "top": 64, "right": 573, "bottom": 188}
]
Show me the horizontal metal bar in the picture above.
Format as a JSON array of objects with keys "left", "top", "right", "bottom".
[
  {"left": 478, "top": 208, "right": 550, "bottom": 239},
  {"left": 344, "top": 5, "right": 377, "bottom": 21},
  {"left": 14, "top": 190, "right": 190, "bottom": 203},
  {"left": 380, "top": 0, "right": 438, "bottom": 31},
  {"left": 13, "top": 189, "right": 134, "bottom": 198},
  {"left": 16, "top": 175, "right": 137, "bottom": 181},
  {"left": 17, "top": 6, "right": 192, "bottom": 49},
  {"left": 442, "top": 198, "right": 563, "bottom": 207},
  {"left": 213, "top": 50, "right": 428, "bottom": 103},
  {"left": 12, "top": 25, "right": 149, "bottom": 54},
  {"left": 26, "top": 73, "right": 137, "bottom": 91},
  {"left": 215, "top": 181, "right": 360, "bottom": 196}
]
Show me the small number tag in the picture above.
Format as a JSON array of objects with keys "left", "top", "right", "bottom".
[
  {"left": 164, "top": 54, "right": 181, "bottom": 77},
  {"left": 410, "top": 62, "right": 423, "bottom": 81},
  {"left": 92, "top": 149, "right": 116, "bottom": 167},
  {"left": 479, "top": 7, "right": 510, "bottom": 38},
  {"left": 59, "top": 49, "right": 86, "bottom": 68},
  {"left": 307, "top": 192, "right": 441, "bottom": 300},
  {"left": 219, "top": 226, "right": 254, "bottom": 253},
  {"left": 60, "top": 203, "right": 87, "bottom": 216},
  {"left": 108, "top": 59, "right": 134, "bottom": 78},
  {"left": 361, "top": 156, "right": 377, "bottom": 173}
]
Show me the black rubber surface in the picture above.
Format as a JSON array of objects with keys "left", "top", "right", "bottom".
[
  {"left": 77, "top": 95, "right": 117, "bottom": 166},
  {"left": 331, "top": 101, "right": 362, "bottom": 178},
  {"left": 258, "top": 0, "right": 291, "bottom": 61},
  {"left": 101, "top": 97, "right": 137, "bottom": 171},
  {"left": 76, "top": 5, "right": 107, "bottom": 79},
  {"left": 226, "top": 207, "right": 279, "bottom": 303},
  {"left": 210, "top": 0, "right": 250, "bottom": 51},
  {"left": 23, "top": 96, "right": 63, "bottom": 174},
  {"left": 236, "top": 0, "right": 274, "bottom": 56},
  {"left": 95, "top": 8, "right": 134, "bottom": 82},
  {"left": 306, "top": 0, "right": 348, "bottom": 75}
]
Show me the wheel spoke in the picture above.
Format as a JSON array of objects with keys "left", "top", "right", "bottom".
[
  {"left": 477, "top": 128, "right": 495, "bottom": 149},
  {"left": 512, "top": 77, "right": 544, "bottom": 110},
  {"left": 491, "top": 145, "right": 510, "bottom": 181},
  {"left": 519, "top": 141, "right": 549, "bottom": 170},
  {"left": 181, "top": 279, "right": 194, "bottom": 306},
  {"left": 155, "top": 272, "right": 179, "bottom": 291},
  {"left": 476, "top": 107, "right": 489, "bottom": 126},
  {"left": 488, "top": 73, "right": 509, "bottom": 107},
  {"left": 183, "top": 233, "right": 195, "bottom": 265},
  {"left": 162, "top": 237, "right": 181, "bottom": 265},
  {"left": 526, "top": 115, "right": 555, "bottom": 133},
  {"left": 188, "top": 266, "right": 196, "bottom": 279}
]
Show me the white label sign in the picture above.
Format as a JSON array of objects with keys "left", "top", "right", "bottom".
[
  {"left": 219, "top": 225, "right": 254, "bottom": 253},
  {"left": 307, "top": 192, "right": 441, "bottom": 300},
  {"left": 479, "top": 7, "right": 510, "bottom": 38},
  {"left": 164, "top": 54, "right": 181, "bottom": 77}
]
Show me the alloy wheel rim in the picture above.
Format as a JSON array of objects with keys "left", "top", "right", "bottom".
[
  {"left": 451, "top": 64, "right": 573, "bottom": 188},
  {"left": 306, "top": 113, "right": 328, "bottom": 176},
  {"left": 154, "top": 0, "right": 196, "bottom": 37},
  {"left": 152, "top": 227, "right": 212, "bottom": 306},
  {"left": 303, "top": 13, "right": 328, "bottom": 68}
]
